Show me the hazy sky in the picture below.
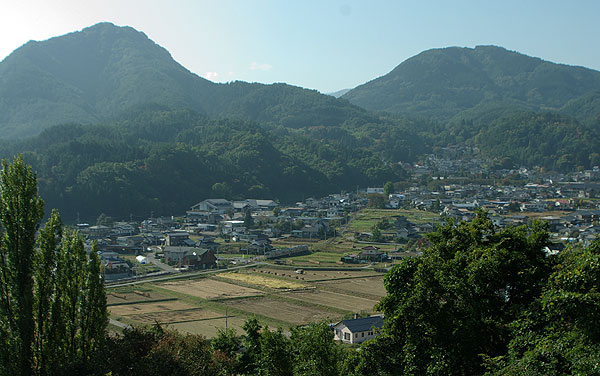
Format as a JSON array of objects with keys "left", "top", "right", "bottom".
[{"left": 2, "top": 0, "right": 599, "bottom": 93}]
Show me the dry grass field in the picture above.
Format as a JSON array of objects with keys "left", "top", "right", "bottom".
[
  {"left": 109, "top": 300, "right": 198, "bottom": 316},
  {"left": 170, "top": 316, "right": 247, "bottom": 337},
  {"left": 158, "top": 278, "right": 264, "bottom": 300},
  {"left": 127, "top": 308, "right": 220, "bottom": 325},
  {"left": 218, "top": 272, "right": 307, "bottom": 290},
  {"left": 108, "top": 266, "right": 389, "bottom": 336},
  {"left": 317, "top": 277, "right": 387, "bottom": 300},
  {"left": 284, "top": 289, "right": 378, "bottom": 312},
  {"left": 107, "top": 290, "right": 168, "bottom": 305},
  {"left": 255, "top": 267, "right": 380, "bottom": 281},
  {"left": 222, "top": 297, "right": 336, "bottom": 324}
]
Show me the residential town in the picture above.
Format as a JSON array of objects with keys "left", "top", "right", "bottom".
[{"left": 81, "top": 156, "right": 600, "bottom": 283}]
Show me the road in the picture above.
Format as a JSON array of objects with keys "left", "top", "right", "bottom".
[
  {"left": 109, "top": 319, "right": 131, "bottom": 330},
  {"left": 106, "top": 261, "right": 264, "bottom": 288},
  {"left": 146, "top": 252, "right": 178, "bottom": 274}
]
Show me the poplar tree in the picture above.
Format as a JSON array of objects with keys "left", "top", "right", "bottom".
[
  {"left": 0, "top": 155, "right": 44, "bottom": 376},
  {"left": 33, "top": 209, "right": 62, "bottom": 375},
  {"left": 0, "top": 156, "right": 108, "bottom": 376},
  {"left": 80, "top": 241, "right": 108, "bottom": 363}
]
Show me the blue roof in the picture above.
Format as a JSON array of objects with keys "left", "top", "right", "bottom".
[{"left": 339, "top": 316, "right": 384, "bottom": 332}]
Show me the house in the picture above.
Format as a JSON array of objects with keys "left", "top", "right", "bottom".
[
  {"left": 165, "top": 232, "right": 190, "bottom": 246},
  {"left": 190, "top": 199, "right": 232, "bottom": 214},
  {"left": 367, "top": 187, "right": 385, "bottom": 194},
  {"left": 163, "top": 246, "right": 217, "bottom": 269},
  {"left": 333, "top": 315, "right": 384, "bottom": 344}
]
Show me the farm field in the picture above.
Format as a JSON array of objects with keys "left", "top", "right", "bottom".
[
  {"left": 159, "top": 278, "right": 264, "bottom": 300},
  {"left": 284, "top": 289, "right": 378, "bottom": 312},
  {"left": 107, "top": 266, "right": 388, "bottom": 337},
  {"left": 255, "top": 267, "right": 379, "bottom": 281},
  {"left": 123, "top": 308, "right": 218, "bottom": 325},
  {"left": 171, "top": 316, "right": 247, "bottom": 337},
  {"left": 221, "top": 296, "right": 337, "bottom": 324},
  {"left": 109, "top": 300, "right": 197, "bottom": 316},
  {"left": 107, "top": 290, "right": 168, "bottom": 305},
  {"left": 218, "top": 272, "right": 307, "bottom": 290},
  {"left": 349, "top": 208, "right": 440, "bottom": 232},
  {"left": 317, "top": 277, "right": 387, "bottom": 300}
]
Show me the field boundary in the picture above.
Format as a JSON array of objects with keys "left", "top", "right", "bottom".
[{"left": 108, "top": 298, "right": 178, "bottom": 307}]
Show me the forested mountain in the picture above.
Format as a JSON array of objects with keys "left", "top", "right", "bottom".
[
  {"left": 343, "top": 45, "right": 600, "bottom": 123},
  {"left": 0, "top": 22, "right": 369, "bottom": 139},
  {"left": 0, "top": 106, "right": 412, "bottom": 220},
  {"left": 2, "top": 23, "right": 600, "bottom": 219}
]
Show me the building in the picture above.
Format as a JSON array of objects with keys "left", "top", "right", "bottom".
[
  {"left": 332, "top": 315, "right": 384, "bottom": 344},
  {"left": 163, "top": 246, "right": 217, "bottom": 269}
]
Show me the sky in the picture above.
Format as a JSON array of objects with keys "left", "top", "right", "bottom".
[{"left": 1, "top": 0, "right": 599, "bottom": 93}]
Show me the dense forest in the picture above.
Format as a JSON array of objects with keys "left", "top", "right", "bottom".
[{"left": 0, "top": 106, "right": 415, "bottom": 220}]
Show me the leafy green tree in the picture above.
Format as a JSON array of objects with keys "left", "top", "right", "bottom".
[
  {"left": 383, "top": 181, "right": 394, "bottom": 196},
  {"left": 0, "top": 156, "right": 108, "bottom": 376},
  {"left": 0, "top": 156, "right": 45, "bottom": 376},
  {"left": 33, "top": 209, "right": 62, "bottom": 375},
  {"left": 370, "top": 212, "right": 551, "bottom": 375},
  {"left": 259, "top": 327, "right": 292, "bottom": 376},
  {"left": 238, "top": 317, "right": 262, "bottom": 375},
  {"left": 80, "top": 241, "right": 107, "bottom": 363},
  {"left": 211, "top": 182, "right": 232, "bottom": 199},
  {"left": 290, "top": 322, "right": 345, "bottom": 376},
  {"left": 244, "top": 209, "right": 254, "bottom": 229},
  {"left": 371, "top": 226, "right": 383, "bottom": 243},
  {"left": 368, "top": 194, "right": 386, "bottom": 209},
  {"left": 487, "top": 241, "right": 600, "bottom": 375},
  {"left": 212, "top": 327, "right": 240, "bottom": 358}
]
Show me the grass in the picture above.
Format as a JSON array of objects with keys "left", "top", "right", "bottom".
[
  {"left": 218, "top": 272, "right": 307, "bottom": 290},
  {"left": 349, "top": 208, "right": 440, "bottom": 232},
  {"left": 286, "top": 251, "right": 346, "bottom": 265}
]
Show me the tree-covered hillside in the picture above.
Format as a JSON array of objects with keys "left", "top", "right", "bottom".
[
  {"left": 343, "top": 45, "right": 600, "bottom": 123},
  {"left": 0, "top": 23, "right": 373, "bottom": 139},
  {"left": 0, "top": 107, "right": 411, "bottom": 220}
]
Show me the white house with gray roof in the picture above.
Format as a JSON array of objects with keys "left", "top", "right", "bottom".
[{"left": 332, "top": 315, "right": 384, "bottom": 344}]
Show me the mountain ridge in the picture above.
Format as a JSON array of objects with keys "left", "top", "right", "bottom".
[
  {"left": 342, "top": 45, "right": 600, "bottom": 122},
  {"left": 0, "top": 22, "right": 369, "bottom": 138}
]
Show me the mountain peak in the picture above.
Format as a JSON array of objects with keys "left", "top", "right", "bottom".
[{"left": 343, "top": 45, "right": 600, "bottom": 120}]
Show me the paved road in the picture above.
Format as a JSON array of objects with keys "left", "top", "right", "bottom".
[{"left": 146, "top": 252, "right": 178, "bottom": 274}]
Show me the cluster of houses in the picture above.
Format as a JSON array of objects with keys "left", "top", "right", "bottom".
[{"left": 79, "top": 159, "right": 600, "bottom": 280}]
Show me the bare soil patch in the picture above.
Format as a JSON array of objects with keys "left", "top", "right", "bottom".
[
  {"left": 222, "top": 297, "right": 337, "bottom": 325},
  {"left": 317, "top": 277, "right": 387, "bottom": 300},
  {"left": 159, "top": 278, "right": 263, "bottom": 300},
  {"left": 171, "top": 316, "right": 247, "bottom": 338},
  {"left": 284, "top": 290, "right": 378, "bottom": 312},
  {"left": 107, "top": 290, "right": 167, "bottom": 305},
  {"left": 109, "top": 300, "right": 197, "bottom": 316}
]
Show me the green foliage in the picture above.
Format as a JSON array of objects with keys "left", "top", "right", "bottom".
[
  {"left": 259, "top": 327, "right": 293, "bottom": 376},
  {"left": 383, "top": 181, "right": 394, "bottom": 196},
  {"left": 344, "top": 45, "right": 600, "bottom": 123},
  {"left": 0, "top": 157, "right": 107, "bottom": 376},
  {"left": 486, "top": 242, "right": 600, "bottom": 375},
  {"left": 368, "top": 194, "right": 386, "bottom": 209},
  {"left": 367, "top": 212, "right": 552, "bottom": 375},
  {"left": 290, "top": 322, "right": 345, "bottom": 376},
  {"left": 0, "top": 155, "right": 45, "bottom": 376}
]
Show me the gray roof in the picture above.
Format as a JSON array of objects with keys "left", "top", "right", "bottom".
[{"left": 337, "top": 316, "right": 384, "bottom": 333}]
